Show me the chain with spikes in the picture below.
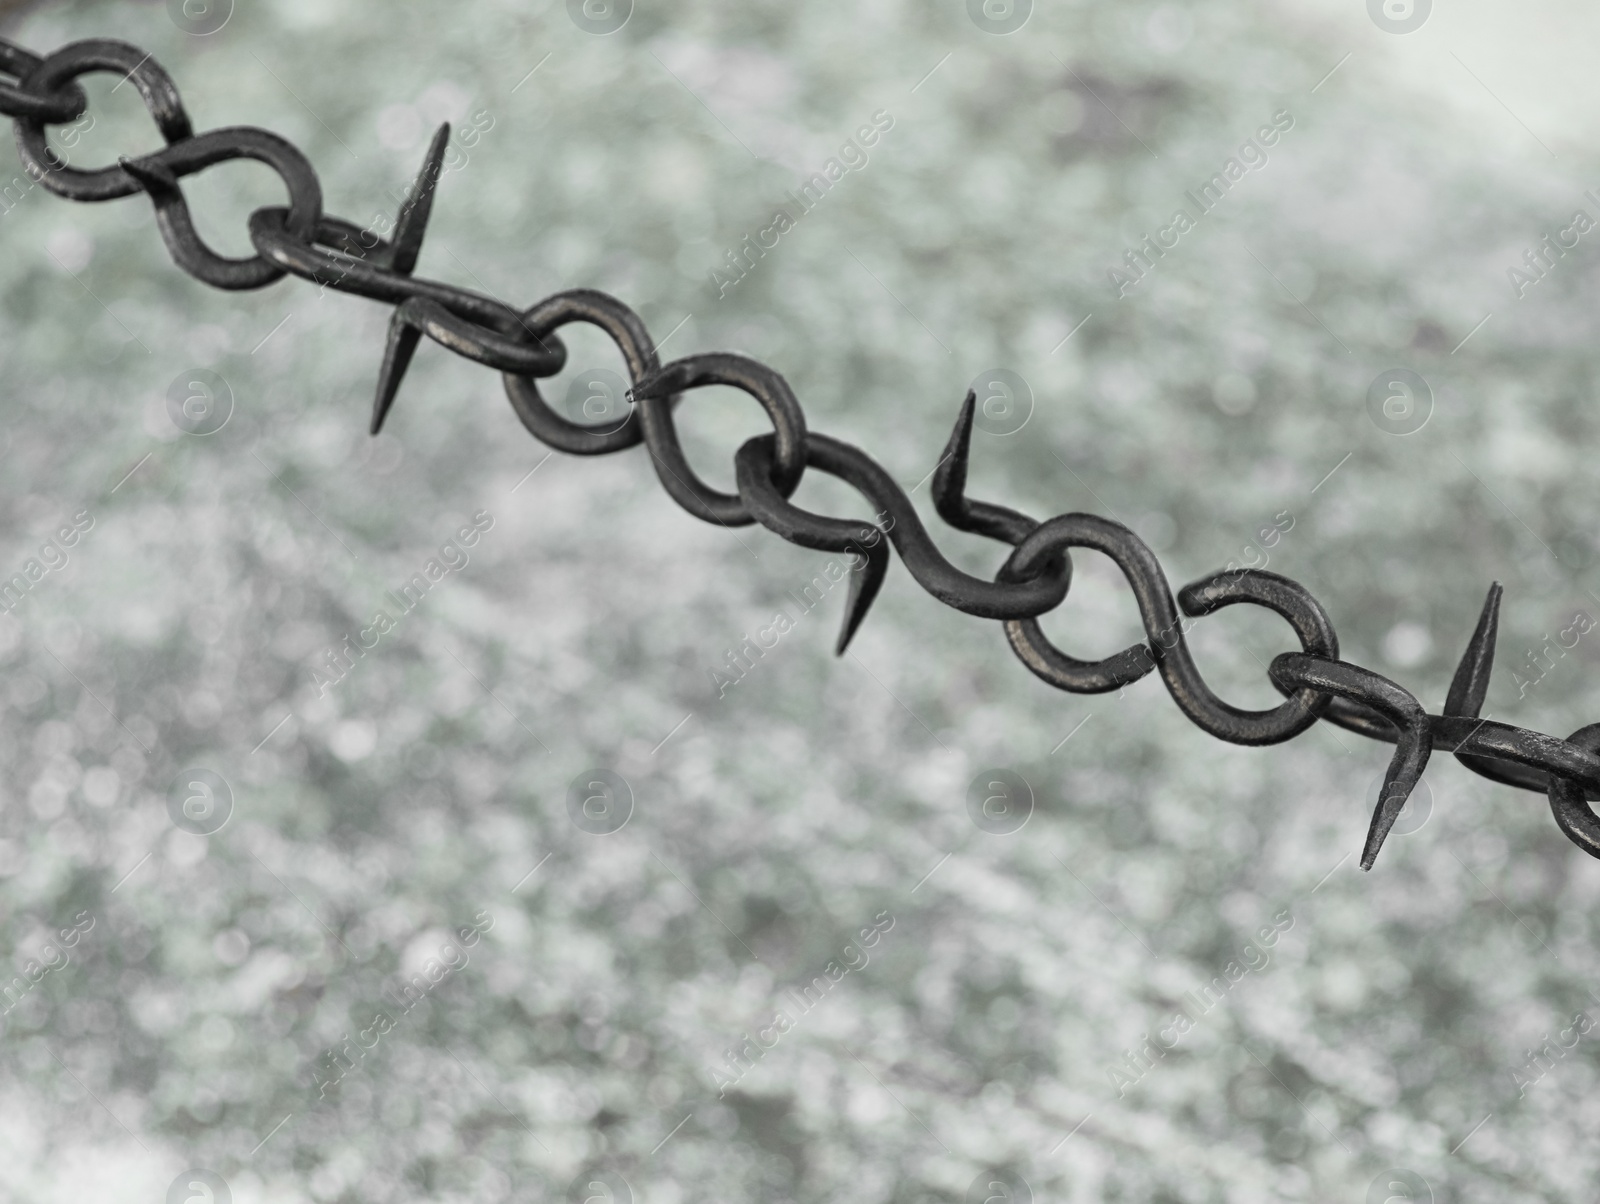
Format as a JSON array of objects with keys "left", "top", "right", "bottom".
[{"left": 5, "top": 36, "right": 1600, "bottom": 871}]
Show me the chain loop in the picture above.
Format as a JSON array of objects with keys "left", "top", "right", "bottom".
[
  {"left": 122, "top": 127, "right": 323, "bottom": 289},
  {"left": 502, "top": 289, "right": 660, "bottom": 455},
  {"left": 13, "top": 39, "right": 192, "bottom": 201},
  {"left": 632, "top": 352, "right": 808, "bottom": 526},
  {"left": 0, "top": 41, "right": 85, "bottom": 123}
]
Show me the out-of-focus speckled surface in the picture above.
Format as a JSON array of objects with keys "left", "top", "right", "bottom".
[{"left": 4, "top": 1, "right": 1600, "bottom": 1201}]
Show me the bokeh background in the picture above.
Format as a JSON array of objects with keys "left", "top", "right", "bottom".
[{"left": 4, "top": 0, "right": 1600, "bottom": 1201}]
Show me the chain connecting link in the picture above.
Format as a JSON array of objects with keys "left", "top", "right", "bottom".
[{"left": 6, "top": 34, "right": 1598, "bottom": 870}]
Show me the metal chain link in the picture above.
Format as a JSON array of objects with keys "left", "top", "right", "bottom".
[{"left": 6, "top": 34, "right": 1600, "bottom": 870}]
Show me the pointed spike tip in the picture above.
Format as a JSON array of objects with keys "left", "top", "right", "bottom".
[
  {"left": 118, "top": 154, "right": 180, "bottom": 194},
  {"left": 370, "top": 310, "right": 425, "bottom": 435},
  {"left": 931, "top": 390, "right": 977, "bottom": 523},
  {"left": 1443, "top": 580, "right": 1503, "bottom": 718},
  {"left": 833, "top": 539, "right": 889, "bottom": 656},
  {"left": 1359, "top": 774, "right": 1421, "bottom": 871},
  {"left": 389, "top": 122, "right": 452, "bottom": 277},
  {"left": 630, "top": 372, "right": 665, "bottom": 404}
]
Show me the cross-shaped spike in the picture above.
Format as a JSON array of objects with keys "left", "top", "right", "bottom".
[{"left": 368, "top": 123, "right": 451, "bottom": 434}]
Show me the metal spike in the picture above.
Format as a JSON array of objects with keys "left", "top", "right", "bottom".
[
  {"left": 389, "top": 123, "right": 449, "bottom": 276},
  {"left": 1443, "top": 582, "right": 1502, "bottom": 718},
  {"left": 117, "top": 154, "right": 181, "bottom": 197},
  {"left": 370, "top": 300, "right": 425, "bottom": 435},
  {"left": 1360, "top": 753, "right": 1426, "bottom": 870},
  {"left": 834, "top": 538, "right": 890, "bottom": 655},
  {"left": 628, "top": 370, "right": 666, "bottom": 405},
  {"left": 930, "top": 389, "right": 976, "bottom": 527}
]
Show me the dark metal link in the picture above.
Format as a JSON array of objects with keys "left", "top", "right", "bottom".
[
  {"left": 119, "top": 126, "right": 323, "bottom": 289},
  {"left": 0, "top": 41, "right": 86, "bottom": 123},
  {"left": 734, "top": 434, "right": 891, "bottom": 655},
  {"left": 248, "top": 207, "right": 524, "bottom": 318},
  {"left": 735, "top": 430, "right": 1071, "bottom": 624},
  {"left": 1270, "top": 653, "right": 1432, "bottom": 869},
  {"left": 13, "top": 39, "right": 192, "bottom": 201},
  {"left": 1002, "top": 516, "right": 1333, "bottom": 747},
  {"left": 631, "top": 352, "right": 807, "bottom": 526},
  {"left": 8, "top": 31, "right": 1600, "bottom": 871},
  {"left": 502, "top": 289, "right": 661, "bottom": 455},
  {"left": 1547, "top": 724, "right": 1600, "bottom": 860}
]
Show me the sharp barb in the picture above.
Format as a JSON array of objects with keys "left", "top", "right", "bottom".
[
  {"left": 834, "top": 541, "right": 890, "bottom": 655},
  {"left": 931, "top": 389, "right": 976, "bottom": 528},
  {"left": 1443, "top": 581, "right": 1502, "bottom": 718},
  {"left": 1360, "top": 764, "right": 1422, "bottom": 870},
  {"left": 117, "top": 154, "right": 180, "bottom": 196},
  {"left": 389, "top": 122, "right": 450, "bottom": 277},
  {"left": 630, "top": 369, "right": 671, "bottom": 404},
  {"left": 371, "top": 304, "right": 425, "bottom": 435}
]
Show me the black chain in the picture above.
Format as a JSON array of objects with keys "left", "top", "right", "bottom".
[{"left": 6, "top": 34, "right": 1600, "bottom": 871}]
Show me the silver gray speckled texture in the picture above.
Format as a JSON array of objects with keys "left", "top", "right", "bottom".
[{"left": 2, "top": 2, "right": 1600, "bottom": 1201}]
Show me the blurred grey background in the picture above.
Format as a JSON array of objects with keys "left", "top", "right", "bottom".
[{"left": 3, "top": 1, "right": 1600, "bottom": 1202}]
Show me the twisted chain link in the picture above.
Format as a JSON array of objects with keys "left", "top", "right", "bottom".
[{"left": 6, "top": 34, "right": 1599, "bottom": 870}]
